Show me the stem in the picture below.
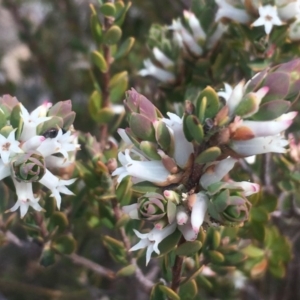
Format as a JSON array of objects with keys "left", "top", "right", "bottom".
[
  {"left": 99, "top": 0, "right": 114, "bottom": 150},
  {"left": 68, "top": 253, "right": 115, "bottom": 279},
  {"left": 170, "top": 236, "right": 185, "bottom": 293}
]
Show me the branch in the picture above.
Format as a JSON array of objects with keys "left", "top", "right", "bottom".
[
  {"left": 68, "top": 253, "right": 115, "bottom": 279},
  {"left": 2, "top": 228, "right": 116, "bottom": 280},
  {"left": 170, "top": 236, "right": 185, "bottom": 293}
]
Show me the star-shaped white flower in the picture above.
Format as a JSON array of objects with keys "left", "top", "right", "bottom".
[
  {"left": 0, "top": 130, "right": 22, "bottom": 164},
  {"left": 36, "top": 129, "right": 79, "bottom": 159},
  {"left": 8, "top": 180, "right": 42, "bottom": 218},
  {"left": 39, "top": 169, "right": 76, "bottom": 209},
  {"left": 130, "top": 223, "right": 177, "bottom": 265},
  {"left": 19, "top": 103, "right": 52, "bottom": 142},
  {"left": 252, "top": 5, "right": 283, "bottom": 34}
]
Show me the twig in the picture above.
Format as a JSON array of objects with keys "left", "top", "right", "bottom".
[
  {"left": 0, "top": 278, "right": 89, "bottom": 300},
  {"left": 262, "top": 153, "right": 274, "bottom": 194},
  {"left": 99, "top": 0, "right": 114, "bottom": 150},
  {"left": 170, "top": 236, "right": 185, "bottom": 293},
  {"left": 68, "top": 253, "right": 115, "bottom": 279}
]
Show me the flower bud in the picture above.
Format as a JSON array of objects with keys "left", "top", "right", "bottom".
[
  {"left": 137, "top": 192, "right": 167, "bottom": 222},
  {"left": 208, "top": 189, "right": 250, "bottom": 225},
  {"left": 11, "top": 151, "right": 46, "bottom": 182}
]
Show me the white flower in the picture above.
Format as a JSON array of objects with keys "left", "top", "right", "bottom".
[
  {"left": 36, "top": 129, "right": 79, "bottom": 159},
  {"left": 200, "top": 157, "right": 237, "bottom": 189},
  {"left": 20, "top": 103, "right": 52, "bottom": 141},
  {"left": 39, "top": 169, "right": 76, "bottom": 209},
  {"left": 183, "top": 10, "right": 206, "bottom": 41},
  {"left": 162, "top": 112, "right": 194, "bottom": 168},
  {"left": 252, "top": 5, "right": 283, "bottom": 34},
  {"left": 8, "top": 179, "right": 42, "bottom": 218},
  {"left": 176, "top": 205, "right": 189, "bottom": 225},
  {"left": 21, "top": 136, "right": 46, "bottom": 152},
  {"left": 276, "top": 0, "right": 300, "bottom": 21},
  {"left": 227, "top": 83, "right": 268, "bottom": 117},
  {"left": 112, "top": 149, "right": 171, "bottom": 185},
  {"left": 0, "top": 160, "right": 10, "bottom": 180},
  {"left": 289, "top": 15, "right": 300, "bottom": 41},
  {"left": 223, "top": 181, "right": 260, "bottom": 196},
  {"left": 122, "top": 203, "right": 139, "bottom": 220},
  {"left": 218, "top": 83, "right": 233, "bottom": 101},
  {"left": 190, "top": 192, "right": 208, "bottom": 233},
  {"left": 207, "top": 23, "right": 228, "bottom": 49},
  {"left": 215, "top": 0, "right": 251, "bottom": 24},
  {"left": 152, "top": 47, "right": 174, "bottom": 69},
  {"left": 170, "top": 19, "right": 203, "bottom": 56},
  {"left": 0, "top": 130, "right": 22, "bottom": 164},
  {"left": 130, "top": 223, "right": 177, "bottom": 265},
  {"left": 231, "top": 136, "right": 289, "bottom": 156},
  {"left": 239, "top": 111, "right": 297, "bottom": 137},
  {"left": 139, "top": 59, "right": 175, "bottom": 83},
  {"left": 177, "top": 219, "right": 198, "bottom": 241}
]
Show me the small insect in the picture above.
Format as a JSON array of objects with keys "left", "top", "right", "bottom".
[{"left": 42, "top": 127, "right": 59, "bottom": 138}]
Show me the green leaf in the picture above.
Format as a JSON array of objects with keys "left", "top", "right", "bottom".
[
  {"left": 0, "top": 109, "right": 6, "bottom": 129},
  {"left": 258, "top": 193, "right": 277, "bottom": 213},
  {"left": 250, "top": 207, "right": 269, "bottom": 223},
  {"left": 269, "top": 261, "right": 286, "bottom": 278},
  {"left": 93, "top": 107, "right": 115, "bottom": 124},
  {"left": 196, "top": 95, "right": 207, "bottom": 123},
  {"left": 159, "top": 285, "right": 180, "bottom": 300},
  {"left": 195, "top": 147, "right": 221, "bottom": 164},
  {"left": 196, "top": 86, "right": 220, "bottom": 119},
  {"left": 103, "top": 235, "right": 127, "bottom": 264},
  {"left": 116, "top": 264, "right": 136, "bottom": 277},
  {"left": 132, "top": 182, "right": 162, "bottom": 195},
  {"left": 10, "top": 104, "right": 23, "bottom": 139},
  {"left": 52, "top": 235, "right": 77, "bottom": 255},
  {"left": 185, "top": 115, "right": 204, "bottom": 144},
  {"left": 90, "top": 8, "right": 102, "bottom": 44},
  {"left": 109, "top": 71, "right": 128, "bottom": 103},
  {"left": 37, "top": 116, "right": 63, "bottom": 136},
  {"left": 196, "top": 275, "right": 213, "bottom": 290},
  {"left": 150, "top": 283, "right": 166, "bottom": 300},
  {"left": 88, "top": 90, "right": 102, "bottom": 121},
  {"left": 100, "top": 3, "right": 116, "bottom": 17},
  {"left": 48, "top": 211, "right": 69, "bottom": 234},
  {"left": 103, "top": 25, "right": 122, "bottom": 45},
  {"left": 175, "top": 241, "right": 202, "bottom": 256},
  {"left": 116, "top": 176, "right": 132, "bottom": 206},
  {"left": 92, "top": 50, "right": 108, "bottom": 72},
  {"left": 40, "top": 247, "right": 56, "bottom": 267},
  {"left": 152, "top": 230, "right": 182, "bottom": 258},
  {"left": 207, "top": 250, "right": 225, "bottom": 263},
  {"left": 242, "top": 245, "right": 265, "bottom": 258},
  {"left": 251, "top": 100, "right": 290, "bottom": 120},
  {"left": 179, "top": 279, "right": 197, "bottom": 299},
  {"left": 114, "top": 37, "right": 135, "bottom": 59},
  {"left": 114, "top": 2, "right": 131, "bottom": 27}
]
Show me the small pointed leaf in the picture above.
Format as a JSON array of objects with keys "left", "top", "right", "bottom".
[
  {"left": 103, "top": 25, "right": 122, "bottom": 45},
  {"left": 92, "top": 51, "right": 108, "bottom": 73},
  {"left": 195, "top": 147, "right": 221, "bottom": 164}
]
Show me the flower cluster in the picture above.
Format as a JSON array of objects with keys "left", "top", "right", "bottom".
[
  {"left": 216, "top": 0, "right": 300, "bottom": 38},
  {"left": 139, "top": 1, "right": 300, "bottom": 89},
  {"left": 0, "top": 95, "right": 79, "bottom": 218},
  {"left": 113, "top": 59, "right": 298, "bottom": 265},
  {"left": 139, "top": 9, "right": 227, "bottom": 84}
]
